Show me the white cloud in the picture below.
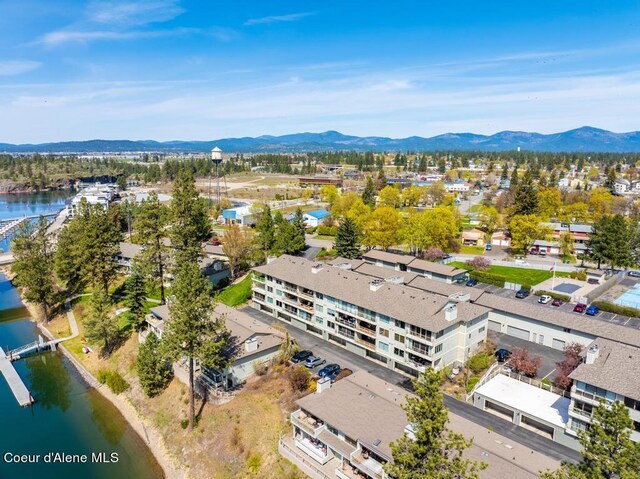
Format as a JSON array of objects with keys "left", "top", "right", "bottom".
[
  {"left": 86, "top": 0, "right": 184, "bottom": 26},
  {"left": 244, "top": 12, "right": 315, "bottom": 26},
  {"left": 35, "top": 27, "right": 199, "bottom": 46},
  {"left": 0, "top": 60, "right": 41, "bottom": 76}
]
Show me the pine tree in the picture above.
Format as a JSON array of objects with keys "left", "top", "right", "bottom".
[
  {"left": 384, "top": 369, "right": 486, "bottom": 479},
  {"left": 588, "top": 214, "right": 632, "bottom": 269},
  {"left": 136, "top": 332, "right": 173, "bottom": 397},
  {"left": 335, "top": 217, "right": 361, "bottom": 259},
  {"left": 603, "top": 167, "right": 617, "bottom": 194},
  {"left": 84, "top": 288, "right": 119, "bottom": 356},
  {"left": 511, "top": 169, "right": 538, "bottom": 216},
  {"left": 125, "top": 263, "right": 147, "bottom": 324},
  {"left": 500, "top": 163, "right": 509, "bottom": 180},
  {"left": 170, "top": 169, "right": 210, "bottom": 263},
  {"left": 255, "top": 204, "right": 275, "bottom": 258},
  {"left": 362, "top": 176, "right": 377, "bottom": 208},
  {"left": 510, "top": 167, "right": 519, "bottom": 187},
  {"left": 162, "top": 260, "right": 230, "bottom": 431},
  {"left": 11, "top": 217, "right": 56, "bottom": 322}
]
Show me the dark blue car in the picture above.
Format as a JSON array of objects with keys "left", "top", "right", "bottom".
[
  {"left": 327, "top": 368, "right": 343, "bottom": 383},
  {"left": 290, "top": 350, "right": 313, "bottom": 364},
  {"left": 318, "top": 363, "right": 340, "bottom": 379},
  {"left": 585, "top": 305, "right": 600, "bottom": 316},
  {"left": 466, "top": 278, "right": 478, "bottom": 287}
]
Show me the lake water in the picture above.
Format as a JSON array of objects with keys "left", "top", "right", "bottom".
[{"left": 0, "top": 192, "right": 163, "bottom": 478}]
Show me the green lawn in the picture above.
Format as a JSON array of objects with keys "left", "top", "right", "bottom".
[
  {"left": 313, "top": 235, "right": 335, "bottom": 241},
  {"left": 216, "top": 275, "right": 253, "bottom": 307},
  {"left": 451, "top": 261, "right": 570, "bottom": 286},
  {"left": 460, "top": 245, "right": 485, "bottom": 255}
]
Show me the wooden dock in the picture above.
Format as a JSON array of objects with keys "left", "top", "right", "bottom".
[{"left": 0, "top": 346, "right": 33, "bottom": 407}]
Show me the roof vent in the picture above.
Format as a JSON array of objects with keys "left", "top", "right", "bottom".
[
  {"left": 586, "top": 343, "right": 599, "bottom": 364},
  {"left": 333, "top": 262, "right": 352, "bottom": 270},
  {"left": 370, "top": 279, "right": 384, "bottom": 292},
  {"left": 311, "top": 263, "right": 323, "bottom": 274},
  {"left": 448, "top": 292, "right": 471, "bottom": 303},
  {"left": 373, "top": 439, "right": 381, "bottom": 446},
  {"left": 385, "top": 275, "right": 405, "bottom": 284}
]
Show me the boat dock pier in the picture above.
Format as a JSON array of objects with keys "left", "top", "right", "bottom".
[{"left": 0, "top": 346, "right": 33, "bottom": 407}]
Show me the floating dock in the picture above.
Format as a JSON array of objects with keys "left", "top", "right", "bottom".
[{"left": 0, "top": 346, "right": 33, "bottom": 407}]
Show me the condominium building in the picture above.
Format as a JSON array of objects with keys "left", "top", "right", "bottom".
[
  {"left": 362, "top": 250, "right": 468, "bottom": 284},
  {"left": 567, "top": 338, "right": 640, "bottom": 442},
  {"left": 252, "top": 255, "right": 490, "bottom": 376}
]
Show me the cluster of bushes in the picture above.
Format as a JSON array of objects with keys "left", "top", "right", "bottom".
[
  {"left": 316, "top": 248, "right": 337, "bottom": 260},
  {"left": 305, "top": 226, "right": 317, "bottom": 234},
  {"left": 534, "top": 290, "right": 571, "bottom": 302},
  {"left": 466, "top": 376, "right": 480, "bottom": 393},
  {"left": 316, "top": 225, "right": 338, "bottom": 236},
  {"left": 569, "top": 270, "right": 587, "bottom": 281},
  {"left": 97, "top": 369, "right": 130, "bottom": 394},
  {"left": 288, "top": 365, "right": 311, "bottom": 392},
  {"left": 591, "top": 301, "right": 640, "bottom": 317},
  {"left": 469, "top": 270, "right": 506, "bottom": 287},
  {"left": 465, "top": 257, "right": 491, "bottom": 271},
  {"left": 467, "top": 352, "right": 495, "bottom": 374}
]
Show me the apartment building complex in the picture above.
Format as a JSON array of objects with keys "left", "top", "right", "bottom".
[
  {"left": 252, "top": 255, "right": 490, "bottom": 376},
  {"left": 568, "top": 338, "right": 640, "bottom": 442}
]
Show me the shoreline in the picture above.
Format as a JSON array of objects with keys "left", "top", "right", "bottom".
[{"left": 1, "top": 267, "right": 188, "bottom": 479}]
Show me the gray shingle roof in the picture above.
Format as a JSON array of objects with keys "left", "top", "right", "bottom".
[
  {"left": 118, "top": 241, "right": 142, "bottom": 259},
  {"left": 255, "top": 256, "right": 489, "bottom": 331},
  {"left": 362, "top": 250, "right": 467, "bottom": 277},
  {"left": 569, "top": 338, "right": 640, "bottom": 402}
]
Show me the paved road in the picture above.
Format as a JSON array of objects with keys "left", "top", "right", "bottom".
[
  {"left": 240, "top": 305, "right": 582, "bottom": 464},
  {"left": 489, "top": 331, "right": 564, "bottom": 380}
]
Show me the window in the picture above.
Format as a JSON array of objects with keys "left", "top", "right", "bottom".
[
  {"left": 315, "top": 316, "right": 323, "bottom": 324},
  {"left": 478, "top": 326, "right": 485, "bottom": 333},
  {"left": 563, "top": 328, "right": 571, "bottom": 333},
  {"left": 434, "top": 344, "right": 443, "bottom": 354},
  {"left": 379, "top": 314, "right": 391, "bottom": 324},
  {"left": 276, "top": 300, "right": 282, "bottom": 307},
  {"left": 379, "top": 328, "right": 389, "bottom": 338},
  {"left": 275, "top": 279, "right": 282, "bottom": 285},
  {"left": 327, "top": 321, "right": 335, "bottom": 329},
  {"left": 276, "top": 289, "right": 282, "bottom": 297},
  {"left": 266, "top": 286, "right": 273, "bottom": 293},
  {"left": 316, "top": 292, "right": 324, "bottom": 300},
  {"left": 327, "top": 308, "right": 336, "bottom": 317},
  {"left": 394, "top": 347, "right": 405, "bottom": 358},
  {"left": 395, "top": 320, "right": 406, "bottom": 329},
  {"left": 326, "top": 296, "right": 336, "bottom": 304},
  {"left": 379, "top": 341, "right": 389, "bottom": 352},
  {"left": 267, "top": 297, "right": 274, "bottom": 304},
  {"left": 625, "top": 397, "right": 640, "bottom": 411},
  {"left": 394, "top": 333, "right": 405, "bottom": 343},
  {"left": 315, "top": 304, "right": 324, "bottom": 312}
]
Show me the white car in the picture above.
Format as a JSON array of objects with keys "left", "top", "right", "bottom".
[{"left": 538, "top": 295, "right": 552, "bottom": 304}]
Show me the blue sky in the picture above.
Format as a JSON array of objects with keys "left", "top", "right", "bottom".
[{"left": 1, "top": 0, "right": 640, "bottom": 142}]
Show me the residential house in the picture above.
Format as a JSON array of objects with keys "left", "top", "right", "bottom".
[
  {"left": 462, "top": 228, "right": 485, "bottom": 247},
  {"left": 614, "top": 179, "right": 631, "bottom": 194},
  {"left": 67, "top": 183, "right": 118, "bottom": 218},
  {"left": 144, "top": 303, "right": 283, "bottom": 390},
  {"left": 444, "top": 180, "right": 472, "bottom": 193},
  {"left": 222, "top": 205, "right": 255, "bottom": 226},
  {"left": 116, "top": 242, "right": 142, "bottom": 271},
  {"left": 491, "top": 231, "right": 511, "bottom": 247}
]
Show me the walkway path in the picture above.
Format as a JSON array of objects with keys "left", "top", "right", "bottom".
[{"left": 0, "top": 346, "right": 32, "bottom": 406}]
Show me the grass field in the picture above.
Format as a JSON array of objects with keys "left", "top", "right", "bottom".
[
  {"left": 216, "top": 275, "right": 253, "bottom": 307},
  {"left": 459, "top": 245, "right": 485, "bottom": 255},
  {"left": 451, "top": 261, "right": 570, "bottom": 285}
]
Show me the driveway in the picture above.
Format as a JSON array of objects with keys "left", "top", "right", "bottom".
[
  {"left": 240, "top": 305, "right": 581, "bottom": 464},
  {"left": 302, "top": 246, "right": 321, "bottom": 260},
  {"left": 488, "top": 331, "right": 565, "bottom": 380}
]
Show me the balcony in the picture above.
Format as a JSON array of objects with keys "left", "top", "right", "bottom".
[
  {"left": 572, "top": 389, "right": 613, "bottom": 406},
  {"left": 291, "top": 410, "right": 325, "bottom": 437},
  {"left": 283, "top": 284, "right": 298, "bottom": 294},
  {"left": 407, "top": 343, "right": 431, "bottom": 358},
  {"left": 336, "top": 317, "right": 357, "bottom": 329},
  {"left": 356, "top": 323, "right": 377, "bottom": 337},
  {"left": 295, "top": 435, "right": 331, "bottom": 465},
  {"left": 252, "top": 274, "right": 265, "bottom": 283},
  {"left": 355, "top": 336, "right": 377, "bottom": 351},
  {"left": 253, "top": 281, "right": 266, "bottom": 290},
  {"left": 336, "top": 464, "right": 371, "bottom": 479},
  {"left": 407, "top": 329, "right": 432, "bottom": 343},
  {"left": 568, "top": 407, "right": 593, "bottom": 421},
  {"left": 299, "top": 288, "right": 315, "bottom": 299},
  {"left": 350, "top": 450, "right": 385, "bottom": 479}
]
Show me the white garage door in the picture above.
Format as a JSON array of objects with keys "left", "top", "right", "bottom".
[
  {"left": 552, "top": 338, "right": 566, "bottom": 351},
  {"left": 507, "top": 325, "right": 530, "bottom": 340},
  {"left": 488, "top": 320, "right": 502, "bottom": 332}
]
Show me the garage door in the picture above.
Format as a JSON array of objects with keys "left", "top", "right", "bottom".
[
  {"left": 507, "top": 325, "right": 530, "bottom": 340},
  {"left": 552, "top": 338, "right": 566, "bottom": 351},
  {"left": 521, "top": 415, "right": 554, "bottom": 439},
  {"left": 488, "top": 320, "right": 502, "bottom": 332},
  {"left": 485, "top": 400, "right": 514, "bottom": 421}
]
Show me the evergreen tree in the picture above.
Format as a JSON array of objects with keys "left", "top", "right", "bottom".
[
  {"left": 125, "top": 263, "right": 147, "bottom": 324},
  {"left": 292, "top": 207, "right": 307, "bottom": 242},
  {"left": 588, "top": 214, "right": 633, "bottom": 269},
  {"left": 335, "top": 217, "right": 361, "bottom": 259},
  {"left": 362, "top": 176, "right": 377, "bottom": 208},
  {"left": 384, "top": 368, "right": 486, "bottom": 479},
  {"left": 500, "top": 163, "right": 509, "bottom": 180},
  {"left": 162, "top": 260, "right": 230, "bottom": 431},
  {"left": 11, "top": 217, "right": 56, "bottom": 322},
  {"left": 376, "top": 168, "right": 388, "bottom": 190},
  {"left": 254, "top": 204, "right": 275, "bottom": 258},
  {"left": 541, "top": 401, "right": 640, "bottom": 479},
  {"left": 136, "top": 332, "right": 173, "bottom": 397},
  {"left": 170, "top": 169, "right": 210, "bottom": 263},
  {"left": 84, "top": 288, "right": 119, "bottom": 356},
  {"left": 135, "top": 191, "right": 170, "bottom": 304},
  {"left": 603, "top": 167, "right": 617, "bottom": 194},
  {"left": 510, "top": 167, "right": 519, "bottom": 187},
  {"left": 511, "top": 169, "right": 538, "bottom": 216}
]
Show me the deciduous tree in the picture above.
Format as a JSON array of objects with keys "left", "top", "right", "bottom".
[
  {"left": 509, "top": 214, "right": 548, "bottom": 256},
  {"left": 222, "top": 224, "right": 254, "bottom": 279},
  {"left": 363, "top": 207, "right": 402, "bottom": 251}
]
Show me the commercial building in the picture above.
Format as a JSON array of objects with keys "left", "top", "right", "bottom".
[
  {"left": 221, "top": 205, "right": 255, "bottom": 226},
  {"left": 303, "top": 209, "right": 332, "bottom": 227},
  {"left": 253, "top": 255, "right": 490, "bottom": 377},
  {"left": 67, "top": 183, "right": 119, "bottom": 217}
]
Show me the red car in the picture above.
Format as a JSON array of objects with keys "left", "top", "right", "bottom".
[
  {"left": 551, "top": 298, "right": 563, "bottom": 307},
  {"left": 209, "top": 237, "right": 222, "bottom": 246},
  {"left": 573, "top": 303, "right": 587, "bottom": 313}
]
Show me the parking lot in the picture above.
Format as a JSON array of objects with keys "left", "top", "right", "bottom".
[
  {"left": 472, "top": 283, "right": 640, "bottom": 331},
  {"left": 488, "top": 331, "right": 564, "bottom": 380}
]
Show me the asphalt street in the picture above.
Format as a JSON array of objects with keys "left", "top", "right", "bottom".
[{"left": 241, "top": 305, "right": 582, "bottom": 464}]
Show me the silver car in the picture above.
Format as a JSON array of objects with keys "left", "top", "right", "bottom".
[{"left": 304, "top": 355, "right": 326, "bottom": 368}]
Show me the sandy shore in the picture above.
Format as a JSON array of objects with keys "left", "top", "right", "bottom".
[{"left": 1, "top": 267, "right": 188, "bottom": 479}]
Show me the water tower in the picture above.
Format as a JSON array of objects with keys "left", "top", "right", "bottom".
[{"left": 210, "top": 146, "right": 224, "bottom": 204}]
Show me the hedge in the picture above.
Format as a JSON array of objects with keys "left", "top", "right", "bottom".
[
  {"left": 469, "top": 270, "right": 506, "bottom": 287},
  {"left": 534, "top": 290, "right": 571, "bottom": 302},
  {"left": 467, "top": 352, "right": 494, "bottom": 374},
  {"left": 466, "top": 376, "right": 480, "bottom": 393},
  {"left": 591, "top": 301, "right": 640, "bottom": 317}
]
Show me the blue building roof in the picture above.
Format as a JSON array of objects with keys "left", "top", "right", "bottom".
[{"left": 305, "top": 209, "right": 331, "bottom": 219}]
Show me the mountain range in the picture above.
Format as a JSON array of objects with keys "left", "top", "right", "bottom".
[{"left": 2, "top": 127, "right": 640, "bottom": 153}]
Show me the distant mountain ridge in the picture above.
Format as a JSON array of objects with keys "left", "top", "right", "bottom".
[{"left": 2, "top": 126, "right": 640, "bottom": 153}]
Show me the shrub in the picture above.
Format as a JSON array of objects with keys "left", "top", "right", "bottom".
[
  {"left": 466, "top": 376, "right": 480, "bottom": 393},
  {"left": 316, "top": 225, "right": 338, "bottom": 236},
  {"left": 306, "top": 226, "right": 317, "bottom": 234},
  {"left": 316, "top": 248, "right": 337, "bottom": 260},
  {"left": 469, "top": 270, "right": 506, "bottom": 287},
  {"left": 569, "top": 270, "right": 587, "bottom": 281},
  {"left": 246, "top": 452, "right": 262, "bottom": 473},
  {"left": 465, "top": 256, "right": 491, "bottom": 271},
  {"left": 288, "top": 366, "right": 311, "bottom": 392},
  {"left": 534, "top": 290, "right": 571, "bottom": 302},
  {"left": 591, "top": 300, "right": 640, "bottom": 317},
  {"left": 97, "top": 369, "right": 111, "bottom": 384},
  {"left": 106, "top": 371, "right": 130, "bottom": 394},
  {"left": 467, "top": 352, "right": 494, "bottom": 374}
]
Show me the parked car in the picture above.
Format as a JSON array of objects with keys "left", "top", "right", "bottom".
[
  {"left": 317, "top": 363, "right": 340, "bottom": 379},
  {"left": 573, "top": 303, "right": 587, "bottom": 313},
  {"left": 587, "top": 278, "right": 600, "bottom": 285},
  {"left": 304, "top": 355, "right": 326, "bottom": 368},
  {"left": 515, "top": 289, "right": 530, "bottom": 299},
  {"left": 529, "top": 248, "right": 538, "bottom": 255},
  {"left": 290, "top": 350, "right": 313, "bottom": 364},
  {"left": 443, "top": 254, "right": 453, "bottom": 260},
  {"left": 495, "top": 348, "right": 512, "bottom": 362},
  {"left": 628, "top": 271, "right": 640, "bottom": 278},
  {"left": 539, "top": 249, "right": 547, "bottom": 256},
  {"left": 326, "top": 368, "right": 343, "bottom": 383},
  {"left": 551, "top": 298, "right": 564, "bottom": 307},
  {"left": 538, "top": 295, "right": 552, "bottom": 304},
  {"left": 466, "top": 278, "right": 479, "bottom": 287},
  {"left": 454, "top": 276, "right": 467, "bottom": 284},
  {"left": 585, "top": 305, "right": 600, "bottom": 316},
  {"left": 485, "top": 244, "right": 493, "bottom": 251}
]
